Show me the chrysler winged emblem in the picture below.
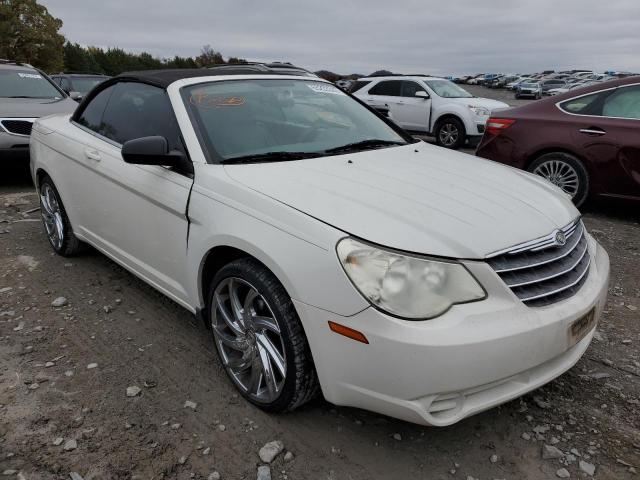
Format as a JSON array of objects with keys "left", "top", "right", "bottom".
[{"left": 554, "top": 230, "right": 567, "bottom": 247}]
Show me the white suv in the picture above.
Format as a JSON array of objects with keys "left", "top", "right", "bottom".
[{"left": 352, "top": 75, "right": 509, "bottom": 149}]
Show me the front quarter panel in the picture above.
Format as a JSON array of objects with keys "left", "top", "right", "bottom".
[
  {"left": 431, "top": 102, "right": 476, "bottom": 135},
  {"left": 187, "top": 163, "right": 369, "bottom": 317}
]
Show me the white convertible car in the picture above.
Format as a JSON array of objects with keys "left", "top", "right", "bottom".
[{"left": 30, "top": 65, "right": 609, "bottom": 426}]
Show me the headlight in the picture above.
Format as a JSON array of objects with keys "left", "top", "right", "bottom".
[
  {"left": 468, "top": 105, "right": 490, "bottom": 116},
  {"left": 336, "top": 238, "right": 486, "bottom": 319}
]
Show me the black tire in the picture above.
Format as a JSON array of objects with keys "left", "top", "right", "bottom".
[
  {"left": 434, "top": 117, "right": 466, "bottom": 149},
  {"left": 527, "top": 152, "right": 590, "bottom": 207},
  {"left": 207, "top": 258, "right": 319, "bottom": 412},
  {"left": 38, "top": 175, "right": 82, "bottom": 256}
]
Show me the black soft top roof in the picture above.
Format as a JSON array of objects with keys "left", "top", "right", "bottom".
[
  {"left": 116, "top": 65, "right": 307, "bottom": 89},
  {"left": 72, "top": 64, "right": 320, "bottom": 122}
]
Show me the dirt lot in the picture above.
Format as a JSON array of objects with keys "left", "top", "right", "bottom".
[{"left": 1, "top": 87, "right": 639, "bottom": 480}]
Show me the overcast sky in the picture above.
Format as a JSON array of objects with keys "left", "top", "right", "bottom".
[{"left": 39, "top": 0, "right": 640, "bottom": 75}]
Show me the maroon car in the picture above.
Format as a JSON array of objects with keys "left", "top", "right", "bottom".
[{"left": 476, "top": 76, "right": 640, "bottom": 207}]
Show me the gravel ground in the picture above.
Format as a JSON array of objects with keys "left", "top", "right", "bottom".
[{"left": 0, "top": 88, "right": 639, "bottom": 480}]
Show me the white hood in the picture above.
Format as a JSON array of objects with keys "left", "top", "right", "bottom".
[
  {"left": 224, "top": 142, "right": 579, "bottom": 259},
  {"left": 463, "top": 97, "right": 510, "bottom": 113}
]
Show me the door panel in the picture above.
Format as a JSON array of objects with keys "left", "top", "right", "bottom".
[
  {"left": 361, "top": 80, "right": 408, "bottom": 129},
  {"left": 397, "top": 81, "right": 430, "bottom": 132},
  {"left": 78, "top": 138, "right": 193, "bottom": 305},
  {"left": 573, "top": 118, "right": 640, "bottom": 198},
  {"left": 567, "top": 84, "right": 640, "bottom": 199},
  {"left": 66, "top": 81, "right": 194, "bottom": 307}
]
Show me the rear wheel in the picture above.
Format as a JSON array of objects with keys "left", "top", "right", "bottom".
[
  {"left": 207, "top": 258, "right": 319, "bottom": 412},
  {"left": 435, "top": 117, "right": 466, "bottom": 149},
  {"left": 38, "top": 175, "right": 82, "bottom": 256},
  {"left": 528, "top": 152, "right": 590, "bottom": 207}
]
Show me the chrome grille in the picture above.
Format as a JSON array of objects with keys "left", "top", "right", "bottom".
[
  {"left": 487, "top": 219, "right": 590, "bottom": 307},
  {"left": 1, "top": 119, "right": 34, "bottom": 136}
]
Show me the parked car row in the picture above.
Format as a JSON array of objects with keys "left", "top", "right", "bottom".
[{"left": 453, "top": 70, "right": 638, "bottom": 101}]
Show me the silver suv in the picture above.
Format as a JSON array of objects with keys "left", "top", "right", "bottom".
[{"left": 1, "top": 60, "right": 77, "bottom": 160}]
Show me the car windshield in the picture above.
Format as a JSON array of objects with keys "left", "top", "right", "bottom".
[
  {"left": 71, "top": 77, "right": 107, "bottom": 94},
  {"left": 423, "top": 79, "right": 473, "bottom": 98},
  {"left": 0, "top": 69, "right": 63, "bottom": 99},
  {"left": 520, "top": 83, "right": 538, "bottom": 88},
  {"left": 183, "top": 79, "right": 408, "bottom": 162}
]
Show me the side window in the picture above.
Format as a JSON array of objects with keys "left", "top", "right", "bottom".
[
  {"left": 59, "top": 78, "right": 71, "bottom": 91},
  {"left": 368, "top": 80, "right": 402, "bottom": 97},
  {"left": 348, "top": 80, "right": 371, "bottom": 93},
  {"left": 401, "top": 81, "right": 426, "bottom": 97},
  {"left": 76, "top": 85, "right": 116, "bottom": 132},
  {"left": 559, "top": 90, "right": 608, "bottom": 116},
  {"left": 100, "top": 82, "right": 183, "bottom": 151},
  {"left": 602, "top": 85, "right": 640, "bottom": 120}
]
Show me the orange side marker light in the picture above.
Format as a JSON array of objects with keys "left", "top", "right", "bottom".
[{"left": 328, "top": 321, "right": 369, "bottom": 344}]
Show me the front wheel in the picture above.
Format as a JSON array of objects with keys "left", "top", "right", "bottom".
[
  {"left": 528, "top": 152, "right": 590, "bottom": 207},
  {"left": 207, "top": 258, "right": 319, "bottom": 412},
  {"left": 435, "top": 117, "right": 466, "bottom": 149},
  {"left": 38, "top": 175, "right": 82, "bottom": 256}
]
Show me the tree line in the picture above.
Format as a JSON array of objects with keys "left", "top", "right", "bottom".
[{"left": 62, "top": 43, "right": 248, "bottom": 76}]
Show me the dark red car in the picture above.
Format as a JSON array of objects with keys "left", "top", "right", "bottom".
[{"left": 476, "top": 76, "right": 640, "bottom": 207}]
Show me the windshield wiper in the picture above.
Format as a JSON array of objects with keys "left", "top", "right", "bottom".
[
  {"left": 221, "top": 151, "right": 322, "bottom": 164},
  {"left": 324, "top": 139, "right": 405, "bottom": 155}
]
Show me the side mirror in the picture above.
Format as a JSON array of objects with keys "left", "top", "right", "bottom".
[
  {"left": 122, "top": 136, "right": 185, "bottom": 168},
  {"left": 414, "top": 91, "right": 430, "bottom": 99},
  {"left": 69, "top": 91, "right": 83, "bottom": 101}
]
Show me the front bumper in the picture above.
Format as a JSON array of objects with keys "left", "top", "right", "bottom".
[
  {"left": 295, "top": 239, "right": 609, "bottom": 426},
  {"left": 467, "top": 117, "right": 488, "bottom": 136},
  {"left": 1, "top": 132, "right": 31, "bottom": 160}
]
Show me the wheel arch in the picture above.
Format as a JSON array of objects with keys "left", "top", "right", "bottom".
[
  {"left": 433, "top": 112, "right": 468, "bottom": 135},
  {"left": 196, "top": 243, "right": 297, "bottom": 330},
  {"left": 35, "top": 167, "right": 50, "bottom": 188}
]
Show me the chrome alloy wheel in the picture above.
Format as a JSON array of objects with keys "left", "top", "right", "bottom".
[
  {"left": 439, "top": 123, "right": 459, "bottom": 147},
  {"left": 211, "top": 277, "right": 286, "bottom": 403},
  {"left": 40, "top": 183, "right": 64, "bottom": 250},
  {"left": 533, "top": 160, "right": 580, "bottom": 198}
]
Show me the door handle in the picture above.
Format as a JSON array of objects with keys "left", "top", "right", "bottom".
[
  {"left": 579, "top": 127, "right": 605, "bottom": 136},
  {"left": 84, "top": 149, "right": 101, "bottom": 161}
]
